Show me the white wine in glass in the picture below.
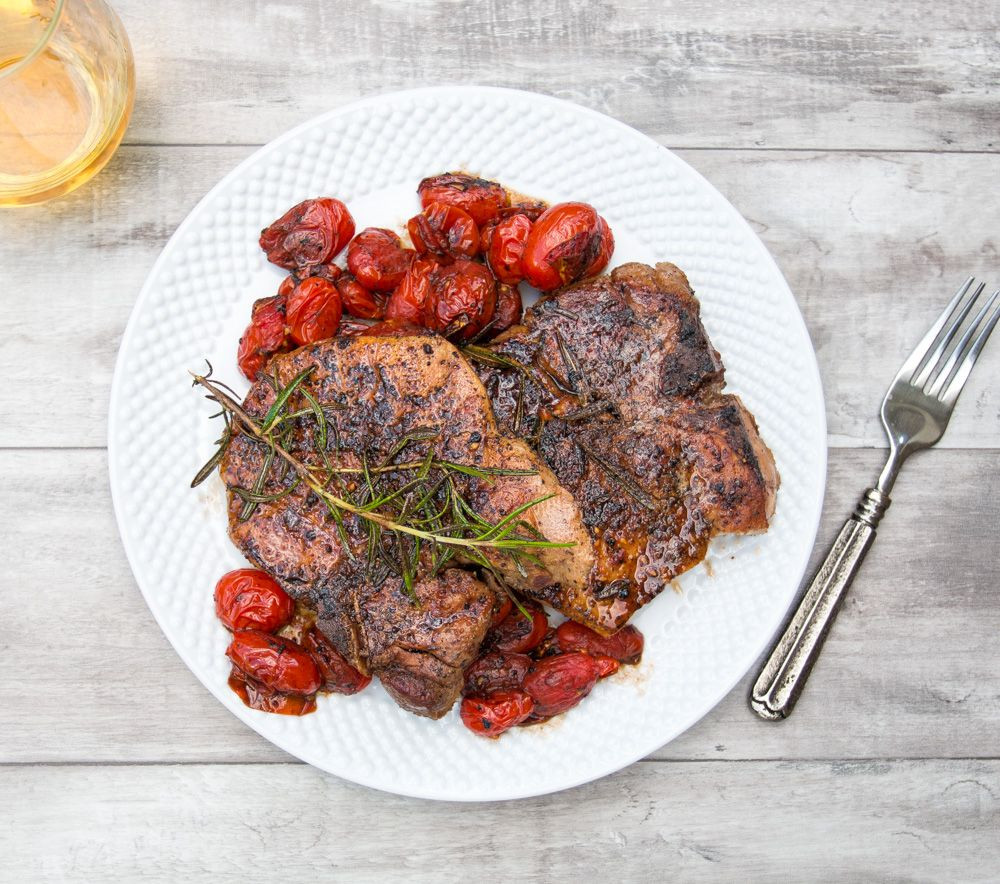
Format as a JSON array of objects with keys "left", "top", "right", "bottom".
[{"left": 0, "top": 0, "right": 134, "bottom": 206}]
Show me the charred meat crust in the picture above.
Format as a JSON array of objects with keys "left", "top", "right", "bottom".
[
  {"left": 476, "top": 261, "right": 779, "bottom": 633},
  {"left": 219, "top": 334, "right": 589, "bottom": 717}
]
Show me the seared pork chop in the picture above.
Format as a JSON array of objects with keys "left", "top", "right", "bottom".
[
  {"left": 475, "top": 262, "right": 779, "bottom": 632},
  {"left": 220, "top": 334, "right": 590, "bottom": 717}
]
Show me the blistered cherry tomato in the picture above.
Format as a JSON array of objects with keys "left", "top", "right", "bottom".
[
  {"left": 214, "top": 568, "right": 295, "bottom": 633},
  {"left": 555, "top": 621, "right": 644, "bottom": 665},
  {"left": 492, "top": 594, "right": 513, "bottom": 628},
  {"left": 522, "top": 652, "right": 601, "bottom": 718},
  {"left": 487, "top": 283, "right": 523, "bottom": 338},
  {"left": 487, "top": 213, "right": 532, "bottom": 284},
  {"left": 425, "top": 258, "right": 497, "bottom": 342},
  {"left": 336, "top": 273, "right": 386, "bottom": 320},
  {"left": 346, "top": 228, "right": 414, "bottom": 292},
  {"left": 460, "top": 690, "right": 534, "bottom": 738},
  {"left": 277, "top": 275, "right": 296, "bottom": 298},
  {"left": 479, "top": 219, "right": 497, "bottom": 256},
  {"left": 226, "top": 630, "right": 322, "bottom": 695},
  {"left": 259, "top": 198, "right": 355, "bottom": 271},
  {"left": 485, "top": 602, "right": 548, "bottom": 654},
  {"left": 286, "top": 276, "right": 343, "bottom": 345},
  {"left": 303, "top": 263, "right": 343, "bottom": 284},
  {"left": 228, "top": 666, "right": 317, "bottom": 716},
  {"left": 418, "top": 172, "right": 509, "bottom": 226},
  {"left": 500, "top": 199, "right": 548, "bottom": 222},
  {"left": 385, "top": 256, "right": 438, "bottom": 325},
  {"left": 530, "top": 627, "right": 561, "bottom": 660},
  {"left": 301, "top": 629, "right": 372, "bottom": 695},
  {"left": 594, "top": 655, "right": 620, "bottom": 678},
  {"left": 237, "top": 295, "right": 289, "bottom": 380},
  {"left": 463, "top": 651, "right": 532, "bottom": 696},
  {"left": 584, "top": 215, "right": 615, "bottom": 278},
  {"left": 407, "top": 203, "right": 479, "bottom": 260},
  {"left": 521, "top": 202, "right": 613, "bottom": 291}
]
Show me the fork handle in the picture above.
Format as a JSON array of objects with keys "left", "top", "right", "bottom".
[{"left": 750, "top": 488, "right": 890, "bottom": 720}]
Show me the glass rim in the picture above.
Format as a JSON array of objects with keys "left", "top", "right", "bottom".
[{"left": 0, "top": 0, "right": 67, "bottom": 82}]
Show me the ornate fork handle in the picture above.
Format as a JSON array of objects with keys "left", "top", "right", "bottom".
[{"left": 750, "top": 488, "right": 891, "bottom": 720}]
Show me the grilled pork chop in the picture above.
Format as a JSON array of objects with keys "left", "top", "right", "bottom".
[
  {"left": 475, "top": 262, "right": 779, "bottom": 633},
  {"left": 219, "top": 334, "right": 590, "bottom": 717}
]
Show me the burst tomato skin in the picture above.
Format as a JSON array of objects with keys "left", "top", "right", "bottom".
[
  {"left": 500, "top": 200, "right": 548, "bottom": 222},
  {"left": 346, "top": 228, "right": 414, "bottom": 293},
  {"left": 485, "top": 603, "right": 549, "bottom": 654},
  {"left": 259, "top": 198, "right": 355, "bottom": 271},
  {"left": 522, "top": 652, "right": 601, "bottom": 718},
  {"left": 214, "top": 569, "right": 295, "bottom": 633},
  {"left": 463, "top": 651, "right": 532, "bottom": 696},
  {"left": 385, "top": 256, "right": 438, "bottom": 325},
  {"left": 491, "top": 594, "right": 513, "bottom": 628},
  {"left": 226, "top": 630, "right": 322, "bottom": 696},
  {"left": 484, "top": 283, "right": 522, "bottom": 339},
  {"left": 426, "top": 258, "right": 497, "bottom": 342},
  {"left": 585, "top": 215, "right": 615, "bottom": 278},
  {"left": 228, "top": 666, "right": 317, "bottom": 716},
  {"left": 386, "top": 257, "right": 496, "bottom": 342},
  {"left": 418, "top": 172, "right": 509, "bottom": 226},
  {"left": 460, "top": 690, "right": 534, "bottom": 738},
  {"left": 336, "top": 273, "right": 386, "bottom": 319},
  {"left": 286, "top": 276, "right": 343, "bottom": 345},
  {"left": 479, "top": 219, "right": 497, "bottom": 257},
  {"left": 407, "top": 203, "right": 479, "bottom": 260},
  {"left": 521, "top": 202, "right": 613, "bottom": 291},
  {"left": 237, "top": 295, "right": 289, "bottom": 380},
  {"left": 594, "top": 654, "right": 620, "bottom": 678},
  {"left": 487, "top": 213, "right": 533, "bottom": 284},
  {"left": 555, "top": 621, "right": 644, "bottom": 665},
  {"left": 301, "top": 629, "right": 372, "bottom": 695}
]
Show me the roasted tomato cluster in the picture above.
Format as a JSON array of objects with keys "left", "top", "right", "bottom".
[
  {"left": 459, "top": 597, "right": 643, "bottom": 739},
  {"left": 214, "top": 568, "right": 371, "bottom": 715},
  {"left": 237, "top": 174, "right": 615, "bottom": 380}
]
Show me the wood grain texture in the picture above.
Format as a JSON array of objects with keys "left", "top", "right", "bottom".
[
  {"left": 0, "top": 146, "right": 997, "bottom": 448},
  {"left": 3, "top": 761, "right": 998, "bottom": 882},
  {"left": 2, "top": 447, "right": 997, "bottom": 764},
  {"left": 110, "top": 0, "right": 999, "bottom": 151}
]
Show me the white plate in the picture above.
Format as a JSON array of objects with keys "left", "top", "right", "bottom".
[{"left": 108, "top": 86, "right": 826, "bottom": 801}]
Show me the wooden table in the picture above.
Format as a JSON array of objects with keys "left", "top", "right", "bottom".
[{"left": 2, "top": 1, "right": 998, "bottom": 880}]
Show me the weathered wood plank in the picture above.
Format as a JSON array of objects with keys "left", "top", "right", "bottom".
[
  {"left": 2, "top": 446, "right": 997, "bottom": 764},
  {"left": 110, "top": 0, "right": 998, "bottom": 151},
  {"left": 3, "top": 761, "right": 997, "bottom": 881},
  {"left": 0, "top": 146, "right": 997, "bottom": 448}
]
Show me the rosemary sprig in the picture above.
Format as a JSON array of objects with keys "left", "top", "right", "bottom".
[
  {"left": 578, "top": 441, "right": 657, "bottom": 511},
  {"left": 554, "top": 329, "right": 592, "bottom": 403},
  {"left": 559, "top": 401, "right": 616, "bottom": 422},
  {"left": 190, "top": 368, "right": 575, "bottom": 596}
]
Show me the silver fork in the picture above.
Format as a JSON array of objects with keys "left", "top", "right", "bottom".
[{"left": 751, "top": 277, "right": 1000, "bottom": 720}]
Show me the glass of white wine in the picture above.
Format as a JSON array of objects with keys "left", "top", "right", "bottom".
[{"left": 0, "top": 0, "right": 134, "bottom": 206}]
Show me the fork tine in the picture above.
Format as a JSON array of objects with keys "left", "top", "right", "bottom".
[
  {"left": 911, "top": 279, "right": 985, "bottom": 387},
  {"left": 894, "top": 277, "right": 974, "bottom": 383},
  {"left": 938, "top": 292, "right": 1000, "bottom": 407},
  {"left": 928, "top": 289, "right": 1000, "bottom": 398}
]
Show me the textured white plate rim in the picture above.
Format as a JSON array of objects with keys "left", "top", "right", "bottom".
[{"left": 108, "top": 85, "right": 827, "bottom": 802}]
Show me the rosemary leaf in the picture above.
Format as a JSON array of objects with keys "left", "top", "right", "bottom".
[
  {"left": 231, "top": 477, "right": 301, "bottom": 504},
  {"left": 259, "top": 366, "right": 315, "bottom": 433},
  {"left": 578, "top": 442, "right": 657, "bottom": 511},
  {"left": 476, "top": 493, "right": 555, "bottom": 541},
  {"left": 239, "top": 442, "right": 275, "bottom": 522},
  {"left": 191, "top": 428, "right": 231, "bottom": 488}
]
